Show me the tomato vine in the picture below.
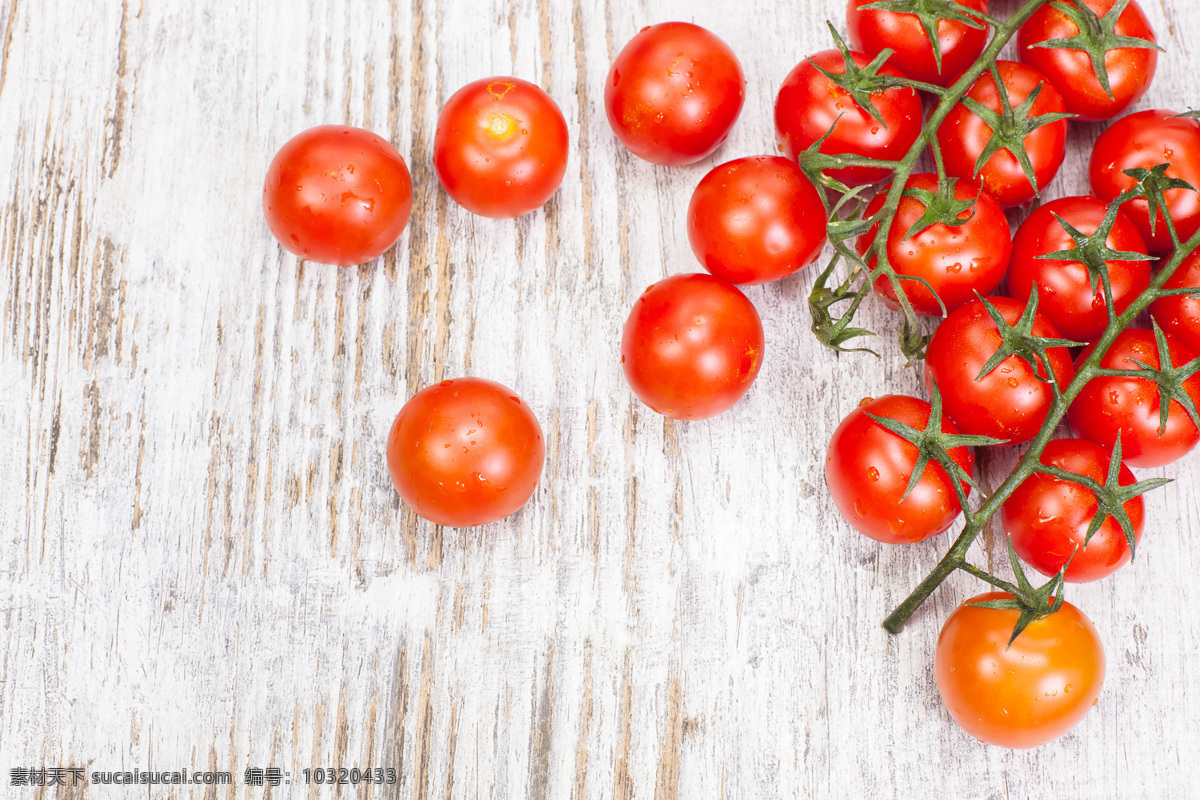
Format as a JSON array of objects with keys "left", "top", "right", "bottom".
[{"left": 799, "top": 0, "right": 1200, "bottom": 635}]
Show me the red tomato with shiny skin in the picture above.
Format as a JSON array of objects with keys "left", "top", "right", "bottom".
[
  {"left": 856, "top": 174, "right": 1011, "bottom": 315},
  {"left": 604, "top": 22, "right": 745, "bottom": 166},
  {"left": 1150, "top": 248, "right": 1200, "bottom": 354},
  {"left": 1008, "top": 195, "right": 1151, "bottom": 343},
  {"left": 1089, "top": 110, "right": 1200, "bottom": 253},
  {"left": 846, "top": 0, "right": 990, "bottom": 87},
  {"left": 935, "top": 593, "right": 1106, "bottom": 749},
  {"left": 825, "top": 395, "right": 975, "bottom": 544},
  {"left": 1002, "top": 439, "right": 1144, "bottom": 583},
  {"left": 687, "top": 156, "right": 828, "bottom": 285},
  {"left": 620, "top": 273, "right": 764, "bottom": 420},
  {"left": 774, "top": 49, "right": 922, "bottom": 186},
  {"left": 1069, "top": 328, "right": 1200, "bottom": 467},
  {"left": 925, "top": 296, "right": 1076, "bottom": 444},
  {"left": 433, "top": 77, "right": 568, "bottom": 218},
  {"left": 386, "top": 378, "right": 545, "bottom": 528},
  {"left": 937, "top": 61, "right": 1068, "bottom": 207},
  {"left": 1018, "top": 0, "right": 1157, "bottom": 122},
  {"left": 263, "top": 125, "right": 413, "bottom": 267}
]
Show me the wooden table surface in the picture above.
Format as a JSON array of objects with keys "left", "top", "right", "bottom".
[{"left": 3, "top": 0, "right": 1200, "bottom": 797}]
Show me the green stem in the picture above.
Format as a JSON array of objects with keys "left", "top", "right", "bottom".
[
  {"left": 867, "top": 0, "right": 1055, "bottom": 350},
  {"left": 883, "top": 226, "right": 1200, "bottom": 632}
]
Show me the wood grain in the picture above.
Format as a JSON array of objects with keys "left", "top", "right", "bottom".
[{"left": 2, "top": 0, "right": 1200, "bottom": 797}]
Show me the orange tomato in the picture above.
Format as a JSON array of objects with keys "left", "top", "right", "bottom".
[{"left": 934, "top": 593, "right": 1105, "bottom": 748}]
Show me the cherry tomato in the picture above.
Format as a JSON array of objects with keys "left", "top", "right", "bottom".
[
  {"left": 1018, "top": 0, "right": 1157, "bottom": 122},
  {"left": 687, "top": 156, "right": 828, "bottom": 285},
  {"left": 846, "top": 0, "right": 990, "bottom": 87},
  {"left": 604, "top": 22, "right": 745, "bottom": 166},
  {"left": 386, "top": 378, "right": 545, "bottom": 528},
  {"left": 1068, "top": 328, "right": 1200, "bottom": 467},
  {"left": 934, "top": 593, "right": 1105, "bottom": 749},
  {"left": 263, "top": 125, "right": 413, "bottom": 267},
  {"left": 1007, "top": 195, "right": 1151, "bottom": 343},
  {"left": 936, "top": 61, "right": 1068, "bottom": 207},
  {"left": 620, "top": 273, "right": 763, "bottom": 420},
  {"left": 1089, "top": 110, "right": 1200, "bottom": 254},
  {"left": 433, "top": 77, "right": 569, "bottom": 218},
  {"left": 1150, "top": 248, "right": 1200, "bottom": 354},
  {"left": 774, "top": 49, "right": 922, "bottom": 186},
  {"left": 924, "top": 296, "right": 1076, "bottom": 444},
  {"left": 856, "top": 174, "right": 1011, "bottom": 315},
  {"left": 1002, "top": 439, "right": 1144, "bottom": 583},
  {"left": 825, "top": 395, "right": 974, "bottom": 544}
]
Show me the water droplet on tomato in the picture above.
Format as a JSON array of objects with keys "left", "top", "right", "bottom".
[{"left": 868, "top": 467, "right": 880, "bottom": 481}]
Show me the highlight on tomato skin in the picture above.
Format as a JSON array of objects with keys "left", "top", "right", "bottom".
[
  {"left": 433, "top": 76, "right": 569, "bottom": 219},
  {"left": 824, "top": 394, "right": 974, "bottom": 545},
  {"left": 385, "top": 378, "right": 545, "bottom": 528},
  {"left": 620, "top": 273, "right": 764, "bottom": 421},
  {"left": 934, "top": 593, "right": 1106, "bottom": 749},
  {"left": 263, "top": 125, "right": 414, "bottom": 267},
  {"left": 604, "top": 21, "right": 746, "bottom": 166}
]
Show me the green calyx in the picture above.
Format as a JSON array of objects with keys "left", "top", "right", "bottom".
[
  {"left": 865, "top": 381, "right": 1005, "bottom": 505},
  {"left": 1099, "top": 320, "right": 1200, "bottom": 435},
  {"left": 1034, "top": 207, "right": 1154, "bottom": 305},
  {"left": 1029, "top": 0, "right": 1161, "bottom": 99},
  {"left": 900, "top": 179, "right": 979, "bottom": 241},
  {"left": 1033, "top": 433, "right": 1170, "bottom": 556},
  {"left": 860, "top": 0, "right": 993, "bottom": 76},
  {"left": 1117, "top": 163, "right": 1197, "bottom": 246},
  {"left": 974, "top": 290, "right": 1084, "bottom": 386},
  {"left": 960, "top": 70, "right": 1074, "bottom": 198},
  {"left": 964, "top": 538, "right": 1069, "bottom": 646},
  {"left": 809, "top": 24, "right": 918, "bottom": 127}
]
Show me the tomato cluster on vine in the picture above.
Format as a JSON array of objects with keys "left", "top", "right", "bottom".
[{"left": 259, "top": 0, "right": 1200, "bottom": 752}]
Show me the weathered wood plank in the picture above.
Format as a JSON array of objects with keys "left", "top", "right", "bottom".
[{"left": 2, "top": 0, "right": 1200, "bottom": 797}]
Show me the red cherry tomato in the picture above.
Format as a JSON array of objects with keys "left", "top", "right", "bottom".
[
  {"left": 937, "top": 61, "right": 1068, "bottom": 207},
  {"left": 1089, "top": 110, "right": 1200, "bottom": 253},
  {"left": 263, "top": 125, "right": 413, "bottom": 267},
  {"left": 386, "top": 378, "right": 545, "bottom": 528},
  {"left": 935, "top": 593, "right": 1106, "bottom": 749},
  {"left": 1151, "top": 248, "right": 1200, "bottom": 354},
  {"left": 686, "top": 156, "right": 828, "bottom": 285},
  {"left": 1069, "top": 329, "right": 1200, "bottom": 467},
  {"left": 1018, "top": 0, "right": 1157, "bottom": 122},
  {"left": 825, "top": 395, "right": 974, "bottom": 544},
  {"left": 856, "top": 174, "right": 1012, "bottom": 315},
  {"left": 1002, "top": 439, "right": 1144, "bottom": 583},
  {"left": 924, "top": 296, "right": 1076, "bottom": 444},
  {"left": 846, "top": 0, "right": 990, "bottom": 87},
  {"left": 774, "top": 49, "right": 923, "bottom": 186},
  {"left": 433, "top": 77, "right": 569, "bottom": 218},
  {"left": 620, "top": 273, "right": 764, "bottom": 420},
  {"left": 1007, "top": 195, "right": 1151, "bottom": 342},
  {"left": 604, "top": 22, "right": 745, "bottom": 166}
]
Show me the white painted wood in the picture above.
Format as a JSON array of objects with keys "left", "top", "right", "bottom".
[{"left": 2, "top": 0, "right": 1199, "bottom": 797}]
